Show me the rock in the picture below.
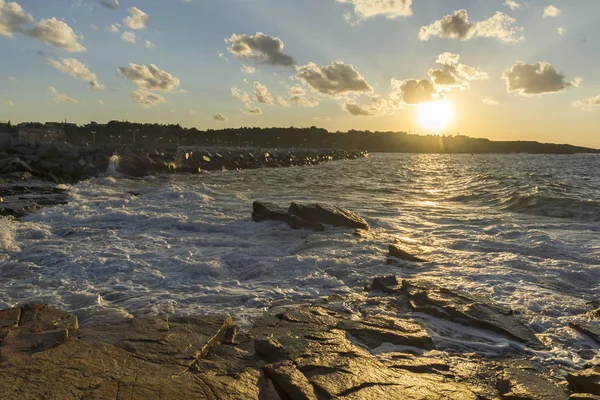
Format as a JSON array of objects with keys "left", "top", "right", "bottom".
[
  {"left": 568, "top": 367, "right": 600, "bottom": 395},
  {"left": 38, "top": 160, "right": 61, "bottom": 171},
  {"left": 337, "top": 316, "right": 434, "bottom": 350},
  {"left": 0, "top": 133, "right": 12, "bottom": 150},
  {"left": 388, "top": 244, "right": 426, "bottom": 262},
  {"left": 289, "top": 202, "right": 369, "bottom": 230},
  {"left": 367, "top": 275, "right": 402, "bottom": 294},
  {"left": 254, "top": 337, "right": 288, "bottom": 362},
  {"left": 10, "top": 145, "right": 36, "bottom": 156},
  {"left": 384, "top": 353, "right": 450, "bottom": 374},
  {"left": 265, "top": 361, "right": 318, "bottom": 400},
  {"left": 2, "top": 159, "right": 33, "bottom": 174},
  {"left": 252, "top": 200, "right": 290, "bottom": 223},
  {"left": 289, "top": 214, "right": 326, "bottom": 231},
  {"left": 37, "top": 144, "right": 63, "bottom": 159},
  {"left": 82, "top": 163, "right": 98, "bottom": 177},
  {"left": 570, "top": 394, "right": 600, "bottom": 400},
  {"left": 402, "top": 281, "right": 544, "bottom": 349},
  {"left": 570, "top": 321, "right": 600, "bottom": 344},
  {"left": 497, "top": 366, "right": 568, "bottom": 399}
]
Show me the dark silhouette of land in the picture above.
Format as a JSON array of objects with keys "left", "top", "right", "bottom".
[{"left": 3, "top": 121, "right": 599, "bottom": 154}]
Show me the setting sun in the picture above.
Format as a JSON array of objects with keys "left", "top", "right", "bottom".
[{"left": 418, "top": 99, "right": 453, "bottom": 132}]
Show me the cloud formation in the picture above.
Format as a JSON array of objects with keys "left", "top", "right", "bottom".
[
  {"left": 226, "top": 32, "right": 296, "bottom": 67},
  {"left": 344, "top": 103, "right": 374, "bottom": 116},
  {"left": 48, "top": 86, "right": 78, "bottom": 103},
  {"left": 252, "top": 81, "right": 274, "bottom": 104},
  {"left": 419, "top": 9, "right": 524, "bottom": 43},
  {"left": 502, "top": 61, "right": 581, "bottom": 96},
  {"left": 123, "top": 7, "right": 148, "bottom": 30},
  {"left": 47, "top": 57, "right": 105, "bottom": 90},
  {"left": 543, "top": 6, "right": 561, "bottom": 18},
  {"left": 121, "top": 30, "right": 135, "bottom": 43},
  {"left": 278, "top": 85, "right": 319, "bottom": 107},
  {"left": 118, "top": 64, "right": 180, "bottom": 92},
  {"left": 131, "top": 89, "right": 165, "bottom": 108},
  {"left": 390, "top": 79, "right": 437, "bottom": 105},
  {"left": 0, "top": 0, "right": 34, "bottom": 37},
  {"left": 241, "top": 65, "right": 256, "bottom": 74},
  {"left": 573, "top": 95, "right": 600, "bottom": 112},
  {"left": 4, "top": 100, "right": 14, "bottom": 106},
  {"left": 482, "top": 97, "right": 499, "bottom": 105},
  {"left": 213, "top": 113, "right": 227, "bottom": 121},
  {"left": 242, "top": 106, "right": 262, "bottom": 115},
  {"left": 504, "top": 0, "right": 521, "bottom": 10},
  {"left": 296, "top": 61, "right": 372, "bottom": 96},
  {"left": 231, "top": 87, "right": 252, "bottom": 108},
  {"left": 428, "top": 52, "right": 488, "bottom": 90},
  {"left": 337, "top": 0, "right": 412, "bottom": 21},
  {"left": 99, "top": 0, "right": 119, "bottom": 10}
]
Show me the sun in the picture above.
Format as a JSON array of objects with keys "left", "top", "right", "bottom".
[{"left": 418, "top": 99, "right": 453, "bottom": 132}]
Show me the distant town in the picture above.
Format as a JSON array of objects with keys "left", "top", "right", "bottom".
[{"left": 0, "top": 120, "right": 598, "bottom": 154}]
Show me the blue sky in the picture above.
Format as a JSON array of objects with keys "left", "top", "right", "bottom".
[{"left": 1, "top": 0, "right": 599, "bottom": 147}]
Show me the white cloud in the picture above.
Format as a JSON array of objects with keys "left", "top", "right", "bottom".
[
  {"left": 337, "top": 0, "right": 412, "bottom": 21},
  {"left": 0, "top": 0, "right": 34, "bottom": 37},
  {"left": 296, "top": 61, "right": 372, "bottom": 96},
  {"left": 252, "top": 81, "right": 274, "bottom": 104},
  {"left": 278, "top": 85, "right": 319, "bottom": 107},
  {"left": 47, "top": 57, "right": 104, "bottom": 90},
  {"left": 241, "top": 65, "right": 256, "bottom": 74},
  {"left": 543, "top": 5, "right": 561, "bottom": 18},
  {"left": 99, "top": 0, "right": 119, "bottom": 10},
  {"left": 231, "top": 87, "right": 252, "bottom": 108},
  {"left": 428, "top": 52, "right": 488, "bottom": 91},
  {"left": 482, "top": 97, "right": 499, "bottom": 105},
  {"left": 213, "top": 113, "right": 227, "bottom": 121},
  {"left": 131, "top": 89, "right": 165, "bottom": 108},
  {"left": 98, "top": 99, "right": 104, "bottom": 106},
  {"left": 48, "top": 86, "right": 78, "bottom": 103},
  {"left": 123, "top": 7, "right": 148, "bottom": 30},
  {"left": 419, "top": 9, "right": 524, "bottom": 43},
  {"left": 90, "top": 25, "right": 99, "bottom": 30},
  {"left": 118, "top": 64, "right": 180, "bottom": 91},
  {"left": 558, "top": 27, "right": 566, "bottom": 35},
  {"left": 573, "top": 95, "right": 600, "bottom": 112},
  {"left": 241, "top": 106, "right": 262, "bottom": 115},
  {"left": 121, "top": 30, "right": 135, "bottom": 43},
  {"left": 504, "top": 0, "right": 521, "bottom": 10},
  {"left": 108, "top": 24, "right": 119, "bottom": 33},
  {"left": 226, "top": 32, "right": 296, "bottom": 67},
  {"left": 502, "top": 61, "right": 580, "bottom": 96},
  {"left": 4, "top": 100, "right": 14, "bottom": 106},
  {"left": 145, "top": 39, "right": 154, "bottom": 48}
]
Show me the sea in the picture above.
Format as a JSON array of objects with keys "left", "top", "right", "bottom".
[{"left": 1, "top": 153, "right": 599, "bottom": 372}]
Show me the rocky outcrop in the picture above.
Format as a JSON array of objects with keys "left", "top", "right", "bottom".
[
  {"left": 497, "top": 365, "right": 569, "bottom": 399},
  {"left": 388, "top": 244, "right": 426, "bottom": 262},
  {"left": 0, "top": 178, "right": 68, "bottom": 218},
  {"left": 570, "top": 321, "right": 600, "bottom": 344},
  {"left": 568, "top": 367, "right": 600, "bottom": 396},
  {"left": 252, "top": 200, "right": 369, "bottom": 232}
]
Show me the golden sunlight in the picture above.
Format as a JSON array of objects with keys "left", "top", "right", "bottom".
[{"left": 418, "top": 99, "right": 453, "bottom": 132}]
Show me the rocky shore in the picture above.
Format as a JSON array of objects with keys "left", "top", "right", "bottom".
[{"left": 0, "top": 133, "right": 368, "bottom": 218}]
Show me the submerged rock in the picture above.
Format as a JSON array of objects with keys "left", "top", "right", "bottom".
[
  {"left": 252, "top": 200, "right": 290, "bottom": 223},
  {"left": 388, "top": 244, "right": 426, "bottom": 262},
  {"left": 367, "top": 275, "right": 402, "bottom": 294}
]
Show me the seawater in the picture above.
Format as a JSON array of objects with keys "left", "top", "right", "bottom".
[{"left": 1, "top": 153, "right": 599, "bottom": 370}]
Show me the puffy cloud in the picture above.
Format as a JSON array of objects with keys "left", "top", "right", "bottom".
[
  {"left": 419, "top": 9, "right": 524, "bottom": 43},
  {"left": 558, "top": 27, "right": 566, "bottom": 35},
  {"left": 48, "top": 86, "right": 78, "bottom": 103},
  {"left": 99, "top": 0, "right": 119, "bottom": 10},
  {"left": 213, "top": 113, "right": 228, "bottom": 121},
  {"left": 278, "top": 85, "right": 319, "bottom": 107},
  {"left": 428, "top": 52, "right": 488, "bottom": 90},
  {"left": 242, "top": 106, "right": 262, "bottom": 115},
  {"left": 4, "top": 100, "right": 14, "bottom": 106},
  {"left": 543, "top": 5, "right": 561, "bottom": 18},
  {"left": 504, "top": 0, "right": 521, "bottom": 10},
  {"left": 121, "top": 31, "right": 135, "bottom": 43},
  {"left": 337, "top": 0, "right": 412, "bottom": 21},
  {"left": 253, "top": 81, "right": 274, "bottom": 104},
  {"left": 296, "top": 61, "right": 372, "bottom": 96},
  {"left": 47, "top": 57, "right": 105, "bottom": 90},
  {"left": 118, "top": 64, "right": 180, "bottom": 92},
  {"left": 123, "top": 7, "right": 148, "bottom": 30},
  {"left": 344, "top": 103, "right": 374, "bottom": 116},
  {"left": 502, "top": 61, "right": 581, "bottom": 96},
  {"left": 231, "top": 87, "right": 252, "bottom": 107},
  {"left": 482, "top": 97, "right": 499, "bottom": 105},
  {"left": 226, "top": 32, "right": 296, "bottom": 67},
  {"left": 131, "top": 89, "right": 165, "bottom": 108},
  {"left": 573, "top": 95, "right": 600, "bottom": 112},
  {"left": 0, "top": 0, "right": 34, "bottom": 37},
  {"left": 390, "top": 78, "right": 437, "bottom": 105},
  {"left": 241, "top": 65, "right": 256, "bottom": 74},
  {"left": 344, "top": 96, "right": 391, "bottom": 116}
]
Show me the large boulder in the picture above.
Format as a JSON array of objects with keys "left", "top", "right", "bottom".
[
  {"left": 37, "top": 144, "right": 63, "bottom": 159},
  {"left": 288, "top": 202, "right": 369, "bottom": 230},
  {"left": 497, "top": 366, "right": 568, "bottom": 399},
  {"left": 0, "top": 133, "right": 12, "bottom": 151},
  {"left": 568, "top": 368, "right": 600, "bottom": 395},
  {"left": 10, "top": 145, "right": 36, "bottom": 156},
  {"left": 252, "top": 201, "right": 290, "bottom": 223}
]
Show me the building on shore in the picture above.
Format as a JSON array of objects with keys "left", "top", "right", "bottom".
[{"left": 18, "top": 125, "right": 67, "bottom": 144}]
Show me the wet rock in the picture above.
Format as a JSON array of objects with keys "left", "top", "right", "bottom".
[
  {"left": 570, "top": 394, "right": 600, "bottom": 400},
  {"left": 337, "top": 316, "right": 434, "bottom": 350},
  {"left": 289, "top": 202, "right": 369, "bottom": 230},
  {"left": 403, "top": 281, "right": 543, "bottom": 349},
  {"left": 289, "top": 214, "right": 326, "bottom": 231},
  {"left": 388, "top": 244, "right": 426, "bottom": 262},
  {"left": 497, "top": 366, "right": 568, "bottom": 399},
  {"left": 570, "top": 321, "right": 600, "bottom": 344},
  {"left": 568, "top": 367, "right": 600, "bottom": 395},
  {"left": 252, "top": 200, "right": 290, "bottom": 223},
  {"left": 10, "top": 145, "right": 36, "bottom": 156},
  {"left": 37, "top": 144, "right": 63, "bottom": 159},
  {"left": 367, "top": 275, "right": 402, "bottom": 294}
]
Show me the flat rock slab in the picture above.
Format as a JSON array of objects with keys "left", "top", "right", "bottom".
[
  {"left": 338, "top": 316, "right": 434, "bottom": 350},
  {"left": 403, "top": 281, "right": 543, "bottom": 349},
  {"left": 568, "top": 368, "right": 600, "bottom": 395},
  {"left": 570, "top": 321, "right": 600, "bottom": 344},
  {"left": 498, "top": 367, "right": 568, "bottom": 400}
]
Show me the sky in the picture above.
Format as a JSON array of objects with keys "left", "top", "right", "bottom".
[{"left": 0, "top": 0, "right": 599, "bottom": 147}]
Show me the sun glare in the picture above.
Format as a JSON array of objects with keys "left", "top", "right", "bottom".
[{"left": 418, "top": 99, "right": 453, "bottom": 132}]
